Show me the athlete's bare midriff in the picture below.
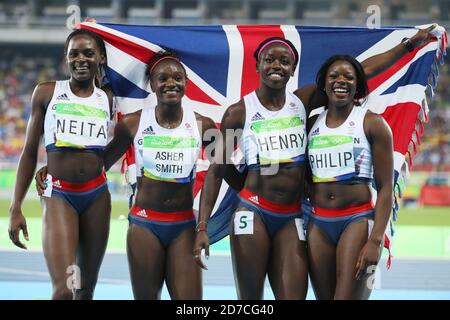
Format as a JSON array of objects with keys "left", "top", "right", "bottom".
[
  {"left": 311, "top": 183, "right": 372, "bottom": 208},
  {"left": 244, "top": 164, "right": 305, "bottom": 204},
  {"left": 135, "top": 177, "right": 195, "bottom": 212},
  {"left": 47, "top": 150, "right": 104, "bottom": 183}
]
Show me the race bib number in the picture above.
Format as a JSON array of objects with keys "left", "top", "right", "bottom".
[
  {"left": 368, "top": 219, "right": 374, "bottom": 240},
  {"left": 42, "top": 174, "right": 53, "bottom": 198},
  {"left": 54, "top": 103, "right": 108, "bottom": 148},
  {"left": 251, "top": 116, "right": 306, "bottom": 165},
  {"left": 295, "top": 218, "right": 306, "bottom": 241},
  {"left": 143, "top": 135, "right": 199, "bottom": 181},
  {"left": 309, "top": 135, "right": 355, "bottom": 182},
  {"left": 234, "top": 211, "right": 254, "bottom": 235}
]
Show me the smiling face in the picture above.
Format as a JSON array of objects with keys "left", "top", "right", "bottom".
[
  {"left": 324, "top": 60, "right": 358, "bottom": 108},
  {"left": 66, "top": 34, "right": 105, "bottom": 82},
  {"left": 257, "top": 44, "right": 296, "bottom": 89},
  {"left": 150, "top": 59, "right": 186, "bottom": 105}
]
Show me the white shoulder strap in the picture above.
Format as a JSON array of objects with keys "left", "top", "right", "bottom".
[{"left": 309, "top": 106, "right": 325, "bottom": 118}]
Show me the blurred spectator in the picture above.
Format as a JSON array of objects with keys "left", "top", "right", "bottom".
[
  {"left": 413, "top": 106, "right": 450, "bottom": 171},
  {"left": 0, "top": 48, "right": 67, "bottom": 164}
]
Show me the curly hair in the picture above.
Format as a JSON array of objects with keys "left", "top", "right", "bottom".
[
  {"left": 146, "top": 50, "right": 187, "bottom": 81},
  {"left": 316, "top": 54, "right": 369, "bottom": 106}
]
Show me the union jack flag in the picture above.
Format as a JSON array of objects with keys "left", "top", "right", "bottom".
[{"left": 80, "top": 22, "right": 447, "bottom": 251}]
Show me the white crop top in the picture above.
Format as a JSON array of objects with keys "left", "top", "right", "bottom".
[
  {"left": 134, "top": 106, "right": 201, "bottom": 183},
  {"left": 44, "top": 80, "right": 110, "bottom": 152},
  {"left": 240, "top": 90, "right": 307, "bottom": 170},
  {"left": 307, "top": 106, "right": 373, "bottom": 183}
]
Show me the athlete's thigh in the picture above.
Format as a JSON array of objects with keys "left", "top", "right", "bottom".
[
  {"left": 41, "top": 196, "right": 79, "bottom": 288},
  {"left": 230, "top": 207, "right": 270, "bottom": 299},
  {"left": 268, "top": 219, "right": 308, "bottom": 299},
  {"left": 306, "top": 221, "right": 337, "bottom": 300},
  {"left": 165, "top": 225, "right": 202, "bottom": 300},
  {"left": 127, "top": 223, "right": 165, "bottom": 300},
  {"left": 77, "top": 188, "right": 111, "bottom": 289},
  {"left": 335, "top": 218, "right": 374, "bottom": 300}
]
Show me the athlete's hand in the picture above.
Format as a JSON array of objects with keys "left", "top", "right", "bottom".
[
  {"left": 355, "top": 239, "right": 381, "bottom": 280},
  {"left": 8, "top": 207, "right": 29, "bottom": 250},
  {"left": 35, "top": 165, "right": 48, "bottom": 196},
  {"left": 410, "top": 24, "right": 437, "bottom": 48},
  {"left": 84, "top": 17, "right": 97, "bottom": 23},
  {"left": 193, "top": 230, "right": 210, "bottom": 270}
]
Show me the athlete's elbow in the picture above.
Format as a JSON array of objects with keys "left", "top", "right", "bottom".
[
  {"left": 363, "top": 65, "right": 375, "bottom": 79},
  {"left": 20, "top": 146, "right": 38, "bottom": 163}
]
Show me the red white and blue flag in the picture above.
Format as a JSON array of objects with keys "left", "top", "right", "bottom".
[{"left": 80, "top": 22, "right": 447, "bottom": 247}]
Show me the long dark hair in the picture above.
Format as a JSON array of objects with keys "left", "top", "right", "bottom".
[{"left": 316, "top": 55, "right": 368, "bottom": 106}]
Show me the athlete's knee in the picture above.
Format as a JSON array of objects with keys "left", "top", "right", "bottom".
[
  {"left": 170, "top": 287, "right": 202, "bottom": 300},
  {"left": 133, "top": 286, "right": 162, "bottom": 300},
  {"left": 73, "top": 278, "right": 97, "bottom": 300},
  {"left": 52, "top": 286, "right": 74, "bottom": 300},
  {"left": 236, "top": 281, "right": 264, "bottom": 300},
  {"left": 74, "top": 287, "right": 95, "bottom": 300},
  {"left": 237, "top": 289, "right": 264, "bottom": 300}
]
